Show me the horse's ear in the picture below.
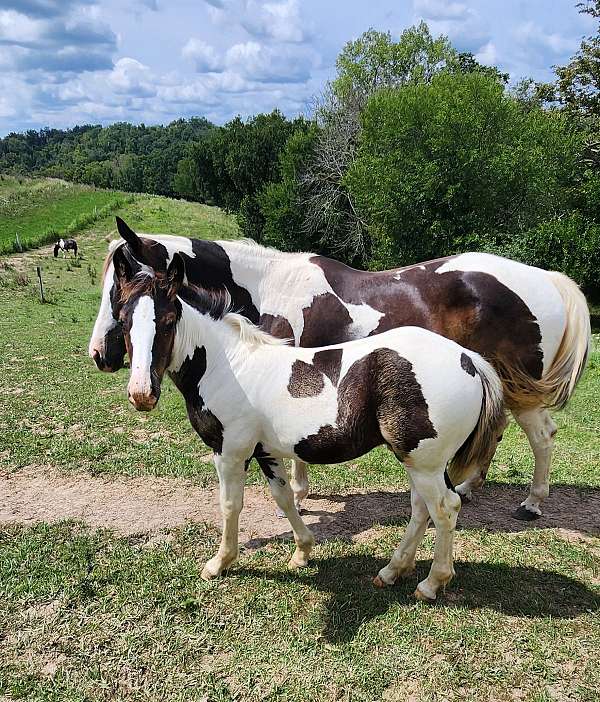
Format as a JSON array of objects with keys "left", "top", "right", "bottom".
[
  {"left": 116, "top": 216, "right": 166, "bottom": 270},
  {"left": 167, "top": 253, "right": 185, "bottom": 298},
  {"left": 116, "top": 217, "right": 139, "bottom": 246},
  {"left": 112, "top": 245, "right": 134, "bottom": 283}
]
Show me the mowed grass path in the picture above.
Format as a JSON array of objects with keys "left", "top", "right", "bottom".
[{"left": 0, "top": 193, "right": 598, "bottom": 701}]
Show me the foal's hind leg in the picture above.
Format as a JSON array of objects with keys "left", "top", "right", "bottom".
[
  {"left": 375, "top": 479, "right": 429, "bottom": 587},
  {"left": 263, "top": 460, "right": 315, "bottom": 569},
  {"left": 409, "top": 470, "right": 462, "bottom": 602},
  {"left": 512, "top": 407, "right": 557, "bottom": 520}
]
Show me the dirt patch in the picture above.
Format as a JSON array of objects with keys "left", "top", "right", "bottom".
[{"left": 0, "top": 467, "right": 598, "bottom": 547}]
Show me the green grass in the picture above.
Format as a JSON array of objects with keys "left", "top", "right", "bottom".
[
  {"left": 0, "top": 523, "right": 598, "bottom": 701},
  {"left": 0, "top": 190, "right": 598, "bottom": 701},
  {"left": 0, "top": 176, "right": 134, "bottom": 254}
]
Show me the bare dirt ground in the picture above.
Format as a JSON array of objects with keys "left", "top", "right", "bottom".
[{"left": 1, "top": 467, "right": 598, "bottom": 548}]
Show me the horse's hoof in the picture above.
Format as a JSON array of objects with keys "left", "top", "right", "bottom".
[
  {"left": 287, "top": 556, "right": 308, "bottom": 570},
  {"left": 414, "top": 587, "right": 436, "bottom": 603},
  {"left": 512, "top": 505, "right": 542, "bottom": 521},
  {"left": 200, "top": 564, "right": 221, "bottom": 581},
  {"left": 373, "top": 576, "right": 386, "bottom": 588},
  {"left": 458, "top": 491, "right": 472, "bottom": 504}
]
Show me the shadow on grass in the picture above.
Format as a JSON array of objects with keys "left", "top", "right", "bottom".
[
  {"left": 244, "top": 482, "right": 600, "bottom": 551},
  {"left": 237, "top": 556, "right": 600, "bottom": 643}
]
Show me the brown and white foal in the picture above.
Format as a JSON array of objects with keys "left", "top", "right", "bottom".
[{"left": 115, "top": 249, "right": 506, "bottom": 601}]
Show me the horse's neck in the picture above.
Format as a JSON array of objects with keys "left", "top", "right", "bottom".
[
  {"left": 169, "top": 302, "right": 244, "bottom": 382},
  {"left": 217, "top": 241, "right": 308, "bottom": 310}
]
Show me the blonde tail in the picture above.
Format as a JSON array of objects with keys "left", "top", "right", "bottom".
[
  {"left": 542, "top": 272, "right": 591, "bottom": 410},
  {"left": 447, "top": 354, "right": 506, "bottom": 487}
]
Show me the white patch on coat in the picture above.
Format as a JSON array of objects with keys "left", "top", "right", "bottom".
[
  {"left": 89, "top": 265, "right": 118, "bottom": 358},
  {"left": 221, "top": 242, "right": 384, "bottom": 343},
  {"left": 128, "top": 296, "right": 156, "bottom": 397},
  {"left": 345, "top": 302, "right": 384, "bottom": 338},
  {"left": 435, "top": 253, "right": 566, "bottom": 373}
]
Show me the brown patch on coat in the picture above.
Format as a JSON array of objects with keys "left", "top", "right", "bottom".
[
  {"left": 288, "top": 360, "right": 325, "bottom": 397},
  {"left": 309, "top": 255, "right": 544, "bottom": 395},
  {"left": 300, "top": 293, "right": 353, "bottom": 346},
  {"left": 312, "top": 348, "right": 343, "bottom": 386},
  {"left": 294, "top": 348, "right": 437, "bottom": 464},
  {"left": 259, "top": 313, "right": 295, "bottom": 342}
]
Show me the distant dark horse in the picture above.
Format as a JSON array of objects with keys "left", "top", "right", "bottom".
[{"left": 54, "top": 238, "right": 78, "bottom": 258}]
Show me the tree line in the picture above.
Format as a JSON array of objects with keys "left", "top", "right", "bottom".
[{"left": 1, "top": 2, "right": 599, "bottom": 297}]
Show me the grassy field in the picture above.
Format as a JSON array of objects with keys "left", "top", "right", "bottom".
[
  {"left": 0, "top": 176, "right": 133, "bottom": 255},
  {"left": 0, "top": 184, "right": 598, "bottom": 701}
]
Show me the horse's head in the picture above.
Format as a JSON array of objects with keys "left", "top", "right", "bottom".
[
  {"left": 89, "top": 217, "right": 169, "bottom": 372},
  {"left": 115, "top": 247, "right": 185, "bottom": 412}
]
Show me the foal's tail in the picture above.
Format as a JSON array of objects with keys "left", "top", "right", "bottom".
[{"left": 447, "top": 354, "right": 506, "bottom": 487}]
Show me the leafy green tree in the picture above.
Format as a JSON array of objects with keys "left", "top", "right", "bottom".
[
  {"left": 539, "top": 1, "right": 600, "bottom": 121},
  {"left": 301, "top": 24, "right": 461, "bottom": 263},
  {"left": 345, "top": 71, "right": 581, "bottom": 268}
]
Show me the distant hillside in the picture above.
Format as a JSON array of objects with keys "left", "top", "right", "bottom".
[
  {"left": 0, "top": 118, "right": 214, "bottom": 199},
  {"left": 0, "top": 177, "right": 133, "bottom": 255}
]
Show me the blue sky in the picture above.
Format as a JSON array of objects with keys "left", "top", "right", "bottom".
[{"left": 0, "top": 0, "right": 594, "bottom": 136}]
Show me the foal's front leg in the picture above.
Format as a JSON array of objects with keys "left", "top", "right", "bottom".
[{"left": 201, "top": 454, "right": 246, "bottom": 581}]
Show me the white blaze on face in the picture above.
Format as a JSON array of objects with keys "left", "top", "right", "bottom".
[
  {"left": 89, "top": 262, "right": 117, "bottom": 359},
  {"left": 128, "top": 296, "right": 156, "bottom": 399}
]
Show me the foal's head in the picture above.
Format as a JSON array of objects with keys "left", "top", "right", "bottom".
[{"left": 114, "top": 247, "right": 185, "bottom": 412}]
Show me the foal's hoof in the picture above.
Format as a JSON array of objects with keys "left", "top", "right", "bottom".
[
  {"left": 414, "top": 587, "right": 436, "bottom": 603},
  {"left": 373, "top": 575, "right": 386, "bottom": 588},
  {"left": 458, "top": 491, "right": 472, "bottom": 505},
  {"left": 287, "top": 555, "right": 308, "bottom": 571},
  {"left": 512, "top": 505, "right": 542, "bottom": 521}
]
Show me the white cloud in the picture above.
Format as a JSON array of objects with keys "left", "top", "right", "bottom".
[
  {"left": 108, "top": 57, "right": 156, "bottom": 97},
  {"left": 414, "top": 0, "right": 490, "bottom": 54},
  {"left": 225, "top": 40, "right": 317, "bottom": 83},
  {"left": 514, "top": 21, "right": 577, "bottom": 57},
  {"left": 475, "top": 41, "right": 497, "bottom": 66},
  {"left": 182, "top": 38, "right": 222, "bottom": 72},
  {"left": 242, "top": 0, "right": 307, "bottom": 43}
]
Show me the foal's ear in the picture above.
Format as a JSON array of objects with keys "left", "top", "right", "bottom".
[
  {"left": 167, "top": 253, "right": 185, "bottom": 298},
  {"left": 112, "top": 245, "right": 135, "bottom": 283}
]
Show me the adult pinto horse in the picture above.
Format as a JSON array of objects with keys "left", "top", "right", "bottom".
[
  {"left": 89, "top": 218, "right": 591, "bottom": 519},
  {"left": 115, "top": 249, "right": 506, "bottom": 600}
]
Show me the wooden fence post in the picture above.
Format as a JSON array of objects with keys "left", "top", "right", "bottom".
[{"left": 36, "top": 266, "right": 45, "bottom": 303}]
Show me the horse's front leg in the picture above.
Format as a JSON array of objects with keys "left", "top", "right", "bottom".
[
  {"left": 201, "top": 454, "right": 246, "bottom": 581},
  {"left": 276, "top": 459, "right": 310, "bottom": 518}
]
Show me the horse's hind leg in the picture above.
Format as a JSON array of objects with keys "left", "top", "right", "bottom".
[
  {"left": 409, "top": 469, "right": 462, "bottom": 602},
  {"left": 263, "top": 460, "right": 315, "bottom": 569},
  {"left": 375, "top": 478, "right": 429, "bottom": 587},
  {"left": 512, "top": 407, "right": 557, "bottom": 520},
  {"left": 201, "top": 455, "right": 246, "bottom": 581}
]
